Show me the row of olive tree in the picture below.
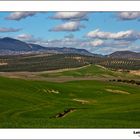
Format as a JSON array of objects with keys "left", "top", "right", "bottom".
[{"left": 109, "top": 79, "right": 140, "bottom": 85}]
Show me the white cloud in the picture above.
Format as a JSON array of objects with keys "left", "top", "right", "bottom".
[
  {"left": 80, "top": 39, "right": 132, "bottom": 49},
  {"left": 80, "top": 39, "right": 104, "bottom": 48},
  {"left": 51, "top": 12, "right": 89, "bottom": 21},
  {"left": 86, "top": 29, "right": 140, "bottom": 41},
  {"left": 43, "top": 38, "right": 82, "bottom": 48},
  {"left": 49, "top": 21, "right": 85, "bottom": 32},
  {"left": 16, "top": 33, "right": 133, "bottom": 51},
  {"left": 38, "top": 38, "right": 139, "bottom": 55},
  {"left": 17, "top": 34, "right": 33, "bottom": 40},
  {"left": 16, "top": 33, "right": 43, "bottom": 44},
  {"left": 6, "top": 12, "right": 39, "bottom": 20},
  {"left": 0, "top": 27, "right": 21, "bottom": 33},
  {"left": 118, "top": 12, "right": 140, "bottom": 20},
  {"left": 90, "top": 39, "right": 104, "bottom": 47}
]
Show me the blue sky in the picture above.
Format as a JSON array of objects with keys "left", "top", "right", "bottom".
[{"left": 0, "top": 12, "right": 140, "bottom": 54}]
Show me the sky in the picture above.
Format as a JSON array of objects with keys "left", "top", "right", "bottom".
[{"left": 0, "top": 11, "right": 140, "bottom": 55}]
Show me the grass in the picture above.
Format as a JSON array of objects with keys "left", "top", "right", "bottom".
[
  {"left": 41, "top": 65, "right": 140, "bottom": 79},
  {"left": 0, "top": 75, "right": 140, "bottom": 128}
]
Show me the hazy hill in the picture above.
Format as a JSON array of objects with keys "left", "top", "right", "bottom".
[
  {"left": 108, "top": 51, "right": 140, "bottom": 59},
  {"left": 0, "top": 37, "right": 32, "bottom": 51},
  {"left": 0, "top": 37, "right": 93, "bottom": 56}
]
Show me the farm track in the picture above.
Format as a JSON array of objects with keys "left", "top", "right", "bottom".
[{"left": 0, "top": 64, "right": 139, "bottom": 82}]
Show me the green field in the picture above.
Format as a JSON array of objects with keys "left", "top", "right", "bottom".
[
  {"left": 0, "top": 64, "right": 140, "bottom": 128},
  {"left": 41, "top": 64, "right": 140, "bottom": 79}
]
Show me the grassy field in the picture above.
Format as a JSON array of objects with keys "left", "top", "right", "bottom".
[
  {"left": 41, "top": 64, "right": 140, "bottom": 80},
  {"left": 0, "top": 66, "right": 140, "bottom": 128}
]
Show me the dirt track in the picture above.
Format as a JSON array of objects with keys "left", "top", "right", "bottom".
[
  {"left": 40, "top": 64, "right": 91, "bottom": 74},
  {"left": 0, "top": 71, "right": 108, "bottom": 82},
  {"left": 0, "top": 65, "right": 103, "bottom": 83},
  {"left": 0, "top": 64, "right": 139, "bottom": 83}
]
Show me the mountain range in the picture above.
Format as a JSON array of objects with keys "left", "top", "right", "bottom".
[
  {"left": 0, "top": 37, "right": 139, "bottom": 59},
  {"left": 0, "top": 37, "right": 94, "bottom": 56}
]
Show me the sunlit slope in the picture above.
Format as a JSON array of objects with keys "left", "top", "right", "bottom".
[
  {"left": 0, "top": 76, "right": 140, "bottom": 128},
  {"left": 41, "top": 64, "right": 140, "bottom": 79}
]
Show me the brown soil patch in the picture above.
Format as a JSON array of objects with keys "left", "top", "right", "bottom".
[
  {"left": 96, "top": 65, "right": 107, "bottom": 69},
  {"left": 106, "top": 89, "right": 130, "bottom": 95},
  {"left": 0, "top": 71, "right": 108, "bottom": 83},
  {"left": 0, "top": 63, "right": 8, "bottom": 66},
  {"left": 73, "top": 99, "right": 89, "bottom": 104},
  {"left": 130, "top": 70, "right": 140, "bottom": 76}
]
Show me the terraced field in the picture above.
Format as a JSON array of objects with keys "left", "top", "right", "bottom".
[{"left": 0, "top": 64, "right": 140, "bottom": 128}]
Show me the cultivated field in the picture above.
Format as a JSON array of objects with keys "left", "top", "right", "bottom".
[{"left": 0, "top": 64, "right": 139, "bottom": 128}]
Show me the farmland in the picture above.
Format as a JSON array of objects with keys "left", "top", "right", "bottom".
[
  {"left": 0, "top": 53, "right": 140, "bottom": 72},
  {"left": 0, "top": 56, "right": 139, "bottom": 128},
  {"left": 0, "top": 76, "right": 140, "bottom": 128}
]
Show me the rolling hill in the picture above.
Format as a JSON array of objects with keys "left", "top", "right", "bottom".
[
  {"left": 41, "top": 64, "right": 140, "bottom": 80},
  {"left": 0, "top": 53, "right": 139, "bottom": 72},
  {"left": 0, "top": 76, "right": 139, "bottom": 128},
  {"left": 108, "top": 51, "right": 140, "bottom": 59},
  {"left": 0, "top": 45, "right": 139, "bottom": 128}
]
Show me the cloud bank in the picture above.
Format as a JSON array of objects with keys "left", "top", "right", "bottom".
[
  {"left": 6, "top": 12, "right": 39, "bottom": 21},
  {"left": 118, "top": 12, "right": 140, "bottom": 20},
  {"left": 86, "top": 29, "right": 140, "bottom": 41},
  {"left": 0, "top": 27, "right": 21, "bottom": 33},
  {"left": 49, "top": 21, "right": 85, "bottom": 32},
  {"left": 51, "top": 12, "right": 89, "bottom": 21}
]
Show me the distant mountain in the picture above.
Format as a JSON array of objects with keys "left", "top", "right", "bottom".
[
  {"left": 108, "top": 51, "right": 140, "bottom": 59},
  {"left": 29, "top": 44, "right": 94, "bottom": 56},
  {"left": 0, "top": 37, "right": 33, "bottom": 51},
  {"left": 1, "top": 37, "right": 139, "bottom": 58},
  {"left": 0, "top": 37, "right": 94, "bottom": 56}
]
